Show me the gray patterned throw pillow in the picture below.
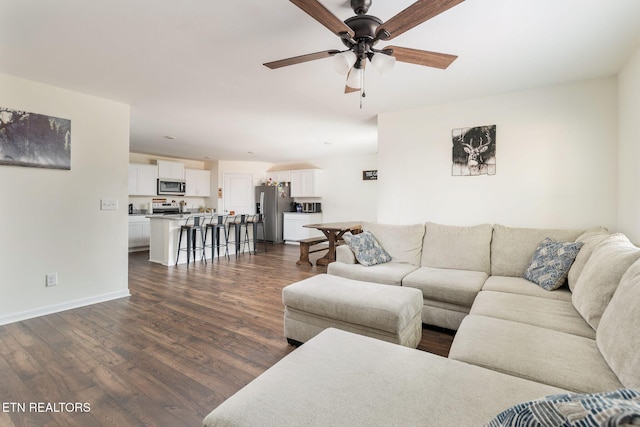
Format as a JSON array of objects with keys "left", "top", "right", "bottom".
[
  {"left": 524, "top": 237, "right": 583, "bottom": 290},
  {"left": 485, "top": 389, "right": 640, "bottom": 427},
  {"left": 342, "top": 231, "right": 391, "bottom": 267}
]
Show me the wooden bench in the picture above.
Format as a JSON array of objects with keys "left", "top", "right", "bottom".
[{"left": 296, "top": 237, "right": 329, "bottom": 266}]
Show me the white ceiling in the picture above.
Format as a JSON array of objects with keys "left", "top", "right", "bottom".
[{"left": 1, "top": 1, "right": 639, "bottom": 163}]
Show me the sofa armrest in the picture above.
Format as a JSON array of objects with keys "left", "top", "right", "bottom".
[{"left": 336, "top": 245, "right": 357, "bottom": 264}]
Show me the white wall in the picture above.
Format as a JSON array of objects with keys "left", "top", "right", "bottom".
[
  {"left": 377, "top": 77, "right": 619, "bottom": 230},
  {"left": 205, "top": 159, "right": 219, "bottom": 211},
  {"left": 617, "top": 46, "right": 640, "bottom": 244},
  {"left": 0, "top": 73, "right": 131, "bottom": 324},
  {"left": 299, "top": 155, "right": 378, "bottom": 223}
]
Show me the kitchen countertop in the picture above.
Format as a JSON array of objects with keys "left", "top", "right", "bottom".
[
  {"left": 284, "top": 211, "right": 322, "bottom": 214},
  {"left": 146, "top": 213, "right": 216, "bottom": 220}
]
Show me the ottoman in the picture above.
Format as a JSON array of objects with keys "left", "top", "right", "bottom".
[{"left": 282, "top": 274, "right": 423, "bottom": 348}]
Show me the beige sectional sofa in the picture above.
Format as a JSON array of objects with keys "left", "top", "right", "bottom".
[
  {"left": 203, "top": 222, "right": 640, "bottom": 426},
  {"left": 326, "top": 221, "right": 640, "bottom": 394},
  {"left": 203, "top": 328, "right": 568, "bottom": 427},
  {"left": 328, "top": 222, "right": 591, "bottom": 330}
]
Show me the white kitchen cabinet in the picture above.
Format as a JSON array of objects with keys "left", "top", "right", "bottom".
[
  {"left": 290, "top": 169, "right": 322, "bottom": 197},
  {"left": 185, "top": 169, "right": 211, "bottom": 197},
  {"left": 283, "top": 212, "right": 323, "bottom": 242},
  {"left": 128, "top": 163, "right": 158, "bottom": 196},
  {"left": 128, "top": 216, "right": 151, "bottom": 251},
  {"left": 157, "top": 160, "right": 185, "bottom": 180},
  {"left": 266, "top": 170, "right": 291, "bottom": 183}
]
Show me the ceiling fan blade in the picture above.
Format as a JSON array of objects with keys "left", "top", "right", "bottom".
[
  {"left": 376, "top": 0, "right": 464, "bottom": 41},
  {"left": 290, "top": 0, "right": 355, "bottom": 39},
  {"left": 344, "top": 85, "right": 359, "bottom": 94},
  {"left": 387, "top": 46, "right": 457, "bottom": 69},
  {"left": 264, "top": 50, "right": 340, "bottom": 69}
]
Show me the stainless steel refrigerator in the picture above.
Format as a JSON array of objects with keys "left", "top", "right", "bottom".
[{"left": 255, "top": 185, "right": 293, "bottom": 243}]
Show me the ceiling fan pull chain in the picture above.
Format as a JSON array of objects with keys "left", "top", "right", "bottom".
[{"left": 360, "top": 67, "right": 366, "bottom": 109}]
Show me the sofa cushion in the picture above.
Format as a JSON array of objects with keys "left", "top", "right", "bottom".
[
  {"left": 335, "top": 244, "right": 357, "bottom": 264},
  {"left": 327, "top": 261, "right": 419, "bottom": 286},
  {"left": 421, "top": 301, "right": 470, "bottom": 331},
  {"left": 470, "top": 291, "right": 595, "bottom": 339},
  {"left": 421, "top": 222, "right": 493, "bottom": 274},
  {"left": 449, "top": 315, "right": 623, "bottom": 393},
  {"left": 567, "top": 228, "right": 611, "bottom": 291},
  {"left": 402, "top": 267, "right": 488, "bottom": 307},
  {"left": 362, "top": 222, "right": 425, "bottom": 266},
  {"left": 597, "top": 257, "right": 640, "bottom": 389},
  {"left": 482, "top": 276, "right": 572, "bottom": 302},
  {"left": 203, "top": 328, "right": 567, "bottom": 427},
  {"left": 490, "top": 224, "right": 583, "bottom": 277},
  {"left": 523, "top": 238, "right": 583, "bottom": 291},
  {"left": 342, "top": 231, "right": 391, "bottom": 266},
  {"left": 486, "top": 389, "right": 640, "bottom": 427},
  {"left": 572, "top": 233, "right": 640, "bottom": 330}
]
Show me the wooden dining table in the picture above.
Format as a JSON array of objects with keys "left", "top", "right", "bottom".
[{"left": 303, "top": 221, "right": 362, "bottom": 266}]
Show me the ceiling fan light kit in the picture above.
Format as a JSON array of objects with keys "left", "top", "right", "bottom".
[
  {"left": 333, "top": 51, "right": 357, "bottom": 75},
  {"left": 265, "top": 0, "right": 464, "bottom": 103},
  {"left": 346, "top": 65, "right": 363, "bottom": 90},
  {"left": 370, "top": 52, "right": 396, "bottom": 76}
]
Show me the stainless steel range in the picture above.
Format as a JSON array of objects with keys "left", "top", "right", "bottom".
[{"left": 152, "top": 201, "right": 180, "bottom": 215}]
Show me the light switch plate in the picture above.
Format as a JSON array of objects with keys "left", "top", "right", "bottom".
[
  {"left": 101, "top": 199, "right": 118, "bottom": 210},
  {"left": 46, "top": 273, "right": 57, "bottom": 287}
]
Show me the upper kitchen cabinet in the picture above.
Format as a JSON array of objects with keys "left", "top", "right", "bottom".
[
  {"left": 266, "top": 170, "right": 291, "bottom": 183},
  {"left": 185, "top": 169, "right": 211, "bottom": 197},
  {"left": 128, "top": 163, "right": 158, "bottom": 196},
  {"left": 157, "top": 160, "right": 185, "bottom": 180},
  {"left": 290, "top": 169, "right": 322, "bottom": 197}
]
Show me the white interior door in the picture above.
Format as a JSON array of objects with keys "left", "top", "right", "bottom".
[{"left": 223, "top": 173, "right": 254, "bottom": 214}]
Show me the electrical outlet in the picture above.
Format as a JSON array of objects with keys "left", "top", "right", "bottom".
[
  {"left": 46, "top": 273, "right": 58, "bottom": 287},
  {"left": 100, "top": 199, "right": 118, "bottom": 210}
]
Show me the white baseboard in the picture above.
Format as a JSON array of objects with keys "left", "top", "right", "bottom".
[{"left": 0, "top": 289, "right": 131, "bottom": 326}]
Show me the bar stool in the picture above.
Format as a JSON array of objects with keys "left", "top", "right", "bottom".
[
  {"left": 247, "top": 214, "right": 267, "bottom": 254},
  {"left": 227, "top": 214, "right": 251, "bottom": 258},
  {"left": 204, "top": 215, "right": 230, "bottom": 260},
  {"left": 175, "top": 215, "right": 206, "bottom": 266}
]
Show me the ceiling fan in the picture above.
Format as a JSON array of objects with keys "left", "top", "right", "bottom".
[{"left": 264, "top": 0, "right": 464, "bottom": 96}]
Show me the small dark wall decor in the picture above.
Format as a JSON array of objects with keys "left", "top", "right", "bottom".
[
  {"left": 452, "top": 125, "right": 496, "bottom": 176},
  {"left": 0, "top": 107, "right": 71, "bottom": 170},
  {"left": 362, "top": 170, "right": 377, "bottom": 180}
]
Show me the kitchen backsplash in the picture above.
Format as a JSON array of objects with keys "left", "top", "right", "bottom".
[{"left": 128, "top": 195, "right": 209, "bottom": 214}]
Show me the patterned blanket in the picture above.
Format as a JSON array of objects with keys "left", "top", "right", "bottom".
[{"left": 486, "top": 389, "right": 640, "bottom": 427}]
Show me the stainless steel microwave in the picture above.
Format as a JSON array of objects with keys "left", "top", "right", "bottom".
[{"left": 157, "top": 179, "right": 186, "bottom": 196}]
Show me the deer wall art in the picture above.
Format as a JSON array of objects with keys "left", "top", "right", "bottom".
[{"left": 452, "top": 125, "right": 496, "bottom": 176}]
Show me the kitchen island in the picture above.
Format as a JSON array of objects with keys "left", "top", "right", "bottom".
[
  {"left": 148, "top": 214, "right": 215, "bottom": 266},
  {"left": 148, "top": 214, "right": 257, "bottom": 266}
]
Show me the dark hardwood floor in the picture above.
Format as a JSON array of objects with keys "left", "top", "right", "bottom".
[{"left": 0, "top": 244, "right": 455, "bottom": 427}]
